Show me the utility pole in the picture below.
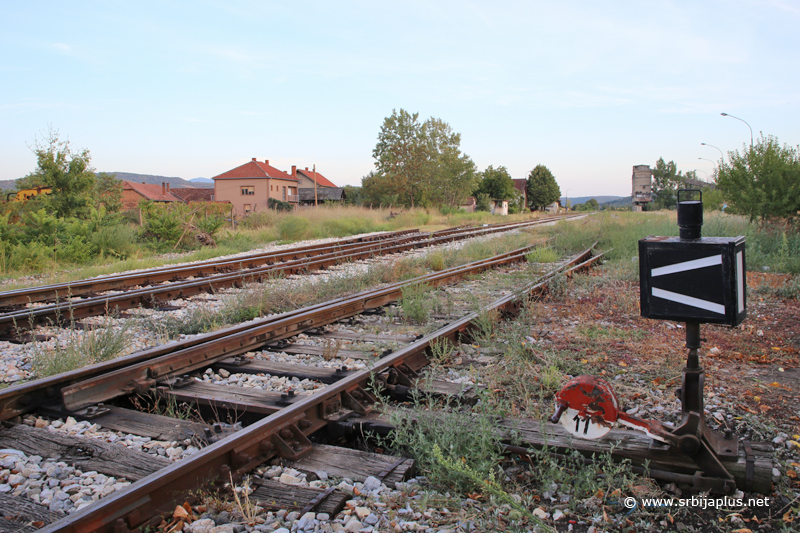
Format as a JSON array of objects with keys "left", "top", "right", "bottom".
[{"left": 313, "top": 164, "right": 318, "bottom": 207}]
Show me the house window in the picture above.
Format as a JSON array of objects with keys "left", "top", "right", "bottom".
[
  {"left": 243, "top": 204, "right": 251, "bottom": 214},
  {"left": 241, "top": 186, "right": 255, "bottom": 196},
  {"left": 282, "top": 186, "right": 287, "bottom": 201}
]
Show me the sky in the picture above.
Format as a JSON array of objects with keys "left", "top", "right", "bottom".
[{"left": 2, "top": 1, "right": 799, "bottom": 197}]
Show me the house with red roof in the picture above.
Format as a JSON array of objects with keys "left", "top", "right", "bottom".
[
  {"left": 170, "top": 188, "right": 216, "bottom": 203},
  {"left": 212, "top": 158, "right": 300, "bottom": 218},
  {"left": 121, "top": 181, "right": 182, "bottom": 210},
  {"left": 295, "top": 167, "right": 337, "bottom": 188}
]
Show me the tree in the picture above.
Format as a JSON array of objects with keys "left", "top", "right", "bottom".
[
  {"left": 526, "top": 165, "right": 560, "bottom": 210},
  {"left": 361, "top": 171, "right": 400, "bottom": 207},
  {"left": 94, "top": 172, "right": 123, "bottom": 213},
  {"left": 422, "top": 118, "right": 477, "bottom": 207},
  {"left": 18, "top": 129, "right": 98, "bottom": 219},
  {"left": 473, "top": 165, "right": 516, "bottom": 201},
  {"left": 342, "top": 185, "right": 364, "bottom": 206},
  {"left": 651, "top": 158, "right": 685, "bottom": 210},
  {"left": 575, "top": 198, "right": 599, "bottom": 212},
  {"left": 372, "top": 109, "right": 428, "bottom": 207},
  {"left": 717, "top": 134, "right": 800, "bottom": 220},
  {"left": 372, "top": 109, "right": 475, "bottom": 208}
]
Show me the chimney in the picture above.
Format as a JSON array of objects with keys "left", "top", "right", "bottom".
[
  {"left": 142, "top": 181, "right": 146, "bottom": 184},
  {"left": 265, "top": 159, "right": 269, "bottom": 165},
  {"left": 251, "top": 157, "right": 256, "bottom": 161},
  {"left": 305, "top": 167, "right": 309, "bottom": 171},
  {"left": 166, "top": 183, "right": 170, "bottom": 192},
  {"left": 291, "top": 165, "right": 296, "bottom": 178},
  {"left": 162, "top": 182, "right": 166, "bottom": 194}
]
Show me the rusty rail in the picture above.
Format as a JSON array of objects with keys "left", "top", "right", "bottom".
[
  {"left": 36, "top": 247, "right": 601, "bottom": 533},
  {"left": 0, "top": 237, "right": 578, "bottom": 420},
  {"left": 0, "top": 217, "right": 578, "bottom": 335},
  {"left": 0, "top": 228, "right": 421, "bottom": 309},
  {"left": 0, "top": 219, "right": 549, "bottom": 308}
]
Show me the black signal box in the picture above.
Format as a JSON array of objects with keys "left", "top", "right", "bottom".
[{"left": 639, "top": 236, "right": 746, "bottom": 326}]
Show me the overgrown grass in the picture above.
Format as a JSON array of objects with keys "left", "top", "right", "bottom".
[
  {"left": 399, "top": 282, "right": 434, "bottom": 324},
  {"left": 549, "top": 211, "right": 800, "bottom": 274},
  {"left": 28, "top": 316, "right": 134, "bottom": 377},
  {"left": 144, "top": 229, "right": 552, "bottom": 338},
  {"left": 384, "top": 388, "right": 507, "bottom": 493},
  {"left": 0, "top": 206, "right": 543, "bottom": 289}
]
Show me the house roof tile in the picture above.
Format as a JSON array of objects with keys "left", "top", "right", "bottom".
[
  {"left": 122, "top": 181, "right": 182, "bottom": 202},
  {"left": 212, "top": 159, "right": 299, "bottom": 182},
  {"left": 296, "top": 168, "right": 337, "bottom": 188},
  {"left": 170, "top": 188, "right": 215, "bottom": 203}
]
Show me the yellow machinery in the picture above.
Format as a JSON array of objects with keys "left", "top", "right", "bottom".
[{"left": 5, "top": 186, "right": 52, "bottom": 202}]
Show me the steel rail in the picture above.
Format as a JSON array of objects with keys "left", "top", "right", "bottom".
[
  {"left": 0, "top": 217, "right": 577, "bottom": 335},
  {"left": 0, "top": 228, "right": 421, "bottom": 308},
  {"left": 38, "top": 247, "right": 601, "bottom": 533},
  {"left": 0, "top": 218, "right": 547, "bottom": 308},
  {"left": 0, "top": 238, "right": 558, "bottom": 420},
  {"left": 58, "top": 242, "right": 561, "bottom": 411}
]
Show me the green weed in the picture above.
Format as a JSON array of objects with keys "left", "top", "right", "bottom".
[
  {"left": 29, "top": 316, "right": 133, "bottom": 377},
  {"left": 385, "top": 388, "right": 506, "bottom": 493},
  {"left": 400, "top": 282, "right": 434, "bottom": 324},
  {"left": 525, "top": 247, "right": 558, "bottom": 263}
]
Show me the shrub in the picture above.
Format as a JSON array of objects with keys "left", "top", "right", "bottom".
[
  {"left": 196, "top": 216, "right": 225, "bottom": 237},
  {"left": 90, "top": 224, "right": 139, "bottom": 259},
  {"left": 268, "top": 198, "right": 293, "bottom": 211}
]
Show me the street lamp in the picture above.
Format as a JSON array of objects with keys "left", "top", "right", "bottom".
[
  {"left": 720, "top": 113, "right": 753, "bottom": 148},
  {"left": 693, "top": 169, "right": 709, "bottom": 181},
  {"left": 698, "top": 157, "right": 716, "bottom": 180},
  {"left": 700, "top": 142, "right": 725, "bottom": 162}
]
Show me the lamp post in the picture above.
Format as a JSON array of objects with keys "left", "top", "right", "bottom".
[
  {"left": 698, "top": 158, "right": 716, "bottom": 180},
  {"left": 693, "top": 169, "right": 709, "bottom": 181},
  {"left": 700, "top": 142, "right": 725, "bottom": 162},
  {"left": 720, "top": 113, "right": 753, "bottom": 148}
]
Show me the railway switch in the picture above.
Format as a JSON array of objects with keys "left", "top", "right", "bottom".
[{"left": 550, "top": 190, "right": 749, "bottom": 494}]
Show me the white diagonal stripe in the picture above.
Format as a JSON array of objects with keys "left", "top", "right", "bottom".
[
  {"left": 652, "top": 288, "right": 725, "bottom": 315},
  {"left": 651, "top": 255, "right": 722, "bottom": 277},
  {"left": 737, "top": 251, "right": 745, "bottom": 314}
]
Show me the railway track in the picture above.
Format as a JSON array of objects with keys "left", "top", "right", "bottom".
[
  {"left": 0, "top": 242, "right": 601, "bottom": 532},
  {"left": 0, "top": 216, "right": 580, "bottom": 337}
]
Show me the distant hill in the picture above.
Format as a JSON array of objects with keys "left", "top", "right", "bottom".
[
  {"left": 107, "top": 172, "right": 213, "bottom": 189},
  {"left": 563, "top": 195, "right": 623, "bottom": 206},
  {"left": 602, "top": 196, "right": 633, "bottom": 208},
  {"left": 0, "top": 172, "right": 214, "bottom": 191}
]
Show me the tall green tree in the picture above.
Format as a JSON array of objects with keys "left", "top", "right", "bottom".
[
  {"left": 94, "top": 172, "right": 123, "bottom": 213},
  {"left": 473, "top": 165, "right": 516, "bottom": 201},
  {"left": 422, "top": 118, "right": 477, "bottom": 207},
  {"left": 372, "top": 109, "right": 427, "bottom": 207},
  {"left": 651, "top": 158, "right": 685, "bottom": 210},
  {"left": 717, "top": 135, "right": 800, "bottom": 220},
  {"left": 526, "top": 165, "right": 560, "bottom": 210},
  {"left": 361, "top": 171, "right": 400, "bottom": 207},
  {"left": 372, "top": 109, "right": 475, "bottom": 208},
  {"left": 18, "top": 130, "right": 98, "bottom": 219}
]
